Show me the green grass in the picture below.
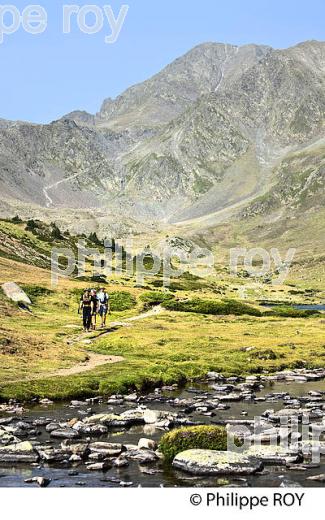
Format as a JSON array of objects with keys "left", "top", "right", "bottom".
[
  {"left": 0, "top": 229, "right": 324, "bottom": 402},
  {"left": 1, "top": 307, "right": 324, "bottom": 401}
]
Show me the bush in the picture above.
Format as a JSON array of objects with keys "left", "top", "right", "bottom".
[
  {"left": 163, "top": 298, "right": 262, "bottom": 317},
  {"left": 159, "top": 425, "right": 228, "bottom": 462},
  {"left": 51, "top": 223, "right": 63, "bottom": 240},
  {"left": 110, "top": 291, "right": 137, "bottom": 312},
  {"left": 140, "top": 291, "right": 175, "bottom": 308},
  {"left": 267, "top": 306, "right": 320, "bottom": 318},
  {"left": 21, "top": 285, "right": 53, "bottom": 301},
  {"left": 11, "top": 215, "right": 23, "bottom": 224}
]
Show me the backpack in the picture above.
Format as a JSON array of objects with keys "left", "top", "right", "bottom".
[{"left": 99, "top": 292, "right": 109, "bottom": 305}]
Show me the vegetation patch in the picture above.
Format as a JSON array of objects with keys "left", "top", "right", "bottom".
[
  {"left": 266, "top": 306, "right": 320, "bottom": 318},
  {"left": 164, "top": 298, "right": 262, "bottom": 317},
  {"left": 109, "top": 291, "right": 137, "bottom": 312},
  {"left": 140, "top": 291, "right": 175, "bottom": 308},
  {"left": 21, "top": 285, "right": 53, "bottom": 302},
  {"left": 159, "top": 425, "right": 228, "bottom": 462}
]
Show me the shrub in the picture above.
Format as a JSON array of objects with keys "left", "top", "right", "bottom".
[
  {"left": 163, "top": 298, "right": 262, "bottom": 317},
  {"left": 159, "top": 425, "right": 228, "bottom": 462},
  {"left": 109, "top": 291, "right": 137, "bottom": 312},
  {"left": 11, "top": 215, "right": 23, "bottom": 224},
  {"left": 267, "top": 306, "right": 320, "bottom": 318},
  {"left": 21, "top": 285, "right": 53, "bottom": 301},
  {"left": 140, "top": 291, "right": 175, "bottom": 308}
]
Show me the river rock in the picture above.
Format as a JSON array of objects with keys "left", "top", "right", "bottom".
[
  {"left": 307, "top": 473, "right": 325, "bottom": 482},
  {"left": 295, "top": 440, "right": 325, "bottom": 456},
  {"left": 0, "top": 441, "right": 39, "bottom": 462},
  {"left": 83, "top": 412, "right": 140, "bottom": 427},
  {"left": 38, "top": 448, "right": 70, "bottom": 462},
  {"left": 46, "top": 422, "right": 59, "bottom": 433},
  {"left": 143, "top": 409, "right": 176, "bottom": 426},
  {"left": 138, "top": 438, "right": 157, "bottom": 450},
  {"left": 61, "top": 442, "right": 90, "bottom": 457},
  {"left": 173, "top": 449, "right": 264, "bottom": 475},
  {"left": 218, "top": 394, "right": 244, "bottom": 402},
  {"left": 89, "top": 442, "right": 124, "bottom": 457},
  {"left": 125, "top": 449, "right": 159, "bottom": 464},
  {"left": 243, "top": 445, "right": 301, "bottom": 465},
  {"left": 0, "top": 427, "right": 20, "bottom": 445},
  {"left": 25, "top": 477, "right": 51, "bottom": 487},
  {"left": 124, "top": 393, "right": 138, "bottom": 402},
  {"left": 206, "top": 372, "right": 224, "bottom": 381},
  {"left": 120, "top": 409, "right": 146, "bottom": 424},
  {"left": 50, "top": 428, "right": 80, "bottom": 439},
  {"left": 86, "top": 461, "right": 112, "bottom": 471},
  {"left": 113, "top": 456, "right": 129, "bottom": 468},
  {"left": 74, "top": 422, "right": 109, "bottom": 435}
]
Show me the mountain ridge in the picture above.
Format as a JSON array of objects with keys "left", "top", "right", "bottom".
[{"left": 0, "top": 40, "right": 324, "bottom": 250}]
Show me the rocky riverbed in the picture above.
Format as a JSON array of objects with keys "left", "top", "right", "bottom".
[{"left": 2, "top": 369, "right": 325, "bottom": 487}]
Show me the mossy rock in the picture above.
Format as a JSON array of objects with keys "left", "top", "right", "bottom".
[{"left": 159, "top": 425, "right": 228, "bottom": 462}]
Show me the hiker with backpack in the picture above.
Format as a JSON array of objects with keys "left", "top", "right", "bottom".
[
  {"left": 79, "top": 289, "right": 94, "bottom": 332},
  {"left": 97, "top": 287, "right": 110, "bottom": 328}
]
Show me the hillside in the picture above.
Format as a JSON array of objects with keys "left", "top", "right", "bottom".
[{"left": 0, "top": 40, "right": 324, "bottom": 258}]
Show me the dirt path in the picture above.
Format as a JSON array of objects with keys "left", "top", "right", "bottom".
[
  {"left": 71, "top": 305, "right": 163, "bottom": 344},
  {"left": 47, "top": 353, "right": 125, "bottom": 378},
  {"left": 6, "top": 306, "right": 163, "bottom": 384}
]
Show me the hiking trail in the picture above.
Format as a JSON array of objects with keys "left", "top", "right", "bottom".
[{"left": 5, "top": 306, "right": 163, "bottom": 384}]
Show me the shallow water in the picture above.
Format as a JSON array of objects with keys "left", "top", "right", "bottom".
[
  {"left": 1, "top": 379, "right": 325, "bottom": 488},
  {"left": 263, "top": 304, "right": 325, "bottom": 311}
]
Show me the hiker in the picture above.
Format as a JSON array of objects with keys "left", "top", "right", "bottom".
[
  {"left": 90, "top": 289, "right": 99, "bottom": 330},
  {"left": 79, "top": 290, "right": 93, "bottom": 332},
  {"left": 97, "top": 287, "right": 110, "bottom": 328}
]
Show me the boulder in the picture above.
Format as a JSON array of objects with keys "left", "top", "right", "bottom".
[
  {"left": 113, "top": 457, "right": 129, "bottom": 468},
  {"left": 61, "top": 442, "right": 90, "bottom": 457},
  {"left": 173, "top": 449, "right": 263, "bottom": 475},
  {"left": 25, "top": 477, "right": 51, "bottom": 487},
  {"left": 86, "top": 461, "right": 112, "bottom": 471},
  {"left": 0, "top": 441, "right": 39, "bottom": 462},
  {"left": 50, "top": 428, "right": 80, "bottom": 439},
  {"left": 89, "top": 442, "right": 123, "bottom": 457},
  {"left": 1, "top": 282, "right": 31, "bottom": 304},
  {"left": 125, "top": 449, "right": 159, "bottom": 464},
  {"left": 138, "top": 438, "right": 157, "bottom": 451},
  {"left": 244, "top": 445, "right": 301, "bottom": 465},
  {"left": 83, "top": 413, "right": 140, "bottom": 427},
  {"left": 143, "top": 409, "right": 176, "bottom": 426},
  {"left": 307, "top": 474, "right": 325, "bottom": 482},
  {"left": 38, "top": 448, "right": 70, "bottom": 463}
]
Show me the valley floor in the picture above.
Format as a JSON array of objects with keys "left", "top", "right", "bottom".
[{"left": 0, "top": 256, "right": 324, "bottom": 402}]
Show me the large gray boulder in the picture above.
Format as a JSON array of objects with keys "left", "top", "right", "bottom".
[
  {"left": 1, "top": 282, "right": 31, "bottom": 304},
  {"left": 172, "top": 449, "right": 263, "bottom": 475}
]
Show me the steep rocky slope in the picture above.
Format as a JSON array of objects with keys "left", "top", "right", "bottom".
[{"left": 0, "top": 40, "right": 324, "bottom": 243}]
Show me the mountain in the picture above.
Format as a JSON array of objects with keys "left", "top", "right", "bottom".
[{"left": 0, "top": 40, "right": 324, "bottom": 249}]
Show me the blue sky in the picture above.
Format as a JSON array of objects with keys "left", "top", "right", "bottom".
[{"left": 1, "top": 0, "right": 325, "bottom": 123}]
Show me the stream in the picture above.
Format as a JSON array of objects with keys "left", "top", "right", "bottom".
[{"left": 2, "top": 373, "right": 325, "bottom": 487}]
